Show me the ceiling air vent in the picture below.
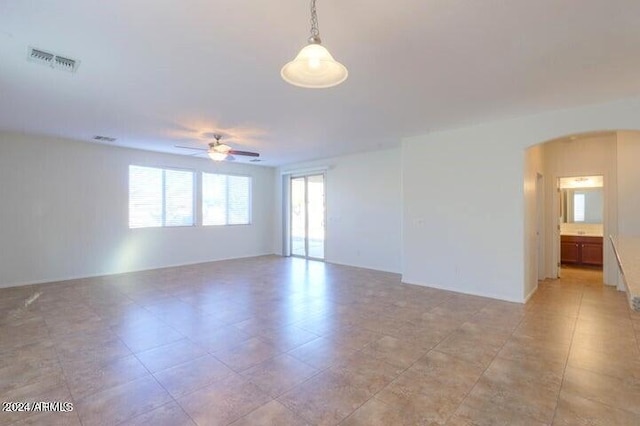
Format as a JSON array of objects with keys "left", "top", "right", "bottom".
[
  {"left": 28, "top": 47, "right": 80, "bottom": 73},
  {"left": 29, "top": 48, "right": 54, "bottom": 65},
  {"left": 93, "top": 135, "right": 117, "bottom": 142},
  {"left": 54, "top": 55, "right": 77, "bottom": 72}
]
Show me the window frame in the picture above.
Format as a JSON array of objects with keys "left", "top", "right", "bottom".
[
  {"left": 201, "top": 171, "right": 252, "bottom": 227},
  {"left": 128, "top": 164, "right": 196, "bottom": 229}
]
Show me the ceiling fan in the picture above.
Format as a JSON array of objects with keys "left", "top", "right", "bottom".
[{"left": 175, "top": 134, "right": 260, "bottom": 161}]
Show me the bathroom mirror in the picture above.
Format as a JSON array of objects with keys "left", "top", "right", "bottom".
[{"left": 560, "top": 187, "right": 603, "bottom": 224}]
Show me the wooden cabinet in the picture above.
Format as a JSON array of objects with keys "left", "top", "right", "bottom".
[
  {"left": 561, "top": 235, "right": 603, "bottom": 267},
  {"left": 581, "top": 240, "right": 604, "bottom": 266},
  {"left": 561, "top": 239, "right": 580, "bottom": 264}
]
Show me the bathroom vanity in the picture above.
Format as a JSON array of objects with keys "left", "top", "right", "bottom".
[{"left": 561, "top": 234, "right": 603, "bottom": 267}]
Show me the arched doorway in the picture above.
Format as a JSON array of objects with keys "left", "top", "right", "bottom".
[{"left": 524, "top": 130, "right": 640, "bottom": 298}]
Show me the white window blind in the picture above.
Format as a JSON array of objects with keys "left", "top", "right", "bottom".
[
  {"left": 228, "top": 175, "right": 250, "bottom": 225},
  {"left": 164, "top": 169, "right": 194, "bottom": 227},
  {"left": 202, "top": 173, "right": 227, "bottom": 225},
  {"left": 202, "top": 173, "right": 251, "bottom": 226},
  {"left": 574, "top": 192, "right": 586, "bottom": 222},
  {"left": 129, "top": 166, "right": 194, "bottom": 228}
]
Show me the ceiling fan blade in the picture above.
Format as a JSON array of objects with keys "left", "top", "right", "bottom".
[
  {"left": 175, "top": 145, "right": 207, "bottom": 151},
  {"left": 227, "top": 150, "right": 259, "bottom": 157}
]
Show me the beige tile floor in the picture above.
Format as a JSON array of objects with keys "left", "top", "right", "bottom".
[{"left": 1, "top": 257, "right": 639, "bottom": 425}]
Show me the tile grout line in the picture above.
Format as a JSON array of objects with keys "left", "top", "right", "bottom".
[
  {"left": 333, "top": 297, "right": 456, "bottom": 424},
  {"left": 337, "top": 300, "right": 492, "bottom": 425},
  {"left": 3, "top": 257, "right": 622, "bottom": 425},
  {"left": 334, "top": 349, "right": 422, "bottom": 425},
  {"left": 440, "top": 307, "right": 530, "bottom": 424},
  {"left": 124, "top": 349, "right": 200, "bottom": 426},
  {"left": 110, "top": 301, "right": 210, "bottom": 426},
  {"left": 129, "top": 327, "right": 317, "bottom": 425},
  {"left": 549, "top": 279, "right": 583, "bottom": 425},
  {"left": 36, "top": 297, "right": 85, "bottom": 426}
]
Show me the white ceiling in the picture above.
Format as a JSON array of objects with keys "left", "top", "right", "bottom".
[{"left": 1, "top": 0, "right": 639, "bottom": 166}]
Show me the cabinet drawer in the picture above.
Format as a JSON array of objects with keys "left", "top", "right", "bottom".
[{"left": 561, "top": 235, "right": 603, "bottom": 244}]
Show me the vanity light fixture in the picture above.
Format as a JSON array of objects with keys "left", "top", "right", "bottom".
[{"left": 281, "top": 0, "right": 348, "bottom": 88}]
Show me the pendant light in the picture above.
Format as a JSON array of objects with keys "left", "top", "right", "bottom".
[{"left": 281, "top": 0, "right": 348, "bottom": 88}]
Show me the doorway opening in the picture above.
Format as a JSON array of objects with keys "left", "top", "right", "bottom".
[
  {"left": 536, "top": 173, "right": 544, "bottom": 282},
  {"left": 525, "top": 131, "right": 622, "bottom": 296},
  {"left": 290, "top": 174, "right": 325, "bottom": 260},
  {"left": 558, "top": 175, "right": 604, "bottom": 275}
]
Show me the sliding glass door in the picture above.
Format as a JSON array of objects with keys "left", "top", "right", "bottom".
[{"left": 290, "top": 174, "right": 325, "bottom": 260}]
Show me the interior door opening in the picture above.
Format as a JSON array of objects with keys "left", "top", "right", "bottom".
[
  {"left": 290, "top": 174, "right": 325, "bottom": 260},
  {"left": 536, "top": 173, "right": 544, "bottom": 282},
  {"left": 557, "top": 175, "right": 604, "bottom": 277}
]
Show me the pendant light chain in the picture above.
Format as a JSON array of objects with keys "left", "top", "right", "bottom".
[{"left": 310, "top": 0, "right": 320, "bottom": 39}]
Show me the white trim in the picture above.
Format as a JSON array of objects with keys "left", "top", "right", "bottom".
[
  {"left": 401, "top": 276, "right": 526, "bottom": 304},
  {"left": 524, "top": 282, "right": 539, "bottom": 303},
  {"left": 0, "top": 253, "right": 277, "bottom": 290},
  {"left": 325, "top": 259, "right": 401, "bottom": 275}
]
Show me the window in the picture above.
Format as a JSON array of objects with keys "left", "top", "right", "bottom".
[
  {"left": 573, "top": 192, "right": 586, "bottom": 222},
  {"left": 129, "top": 165, "right": 194, "bottom": 228},
  {"left": 202, "top": 173, "right": 251, "bottom": 226}
]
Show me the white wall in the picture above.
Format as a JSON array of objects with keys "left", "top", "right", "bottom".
[
  {"left": 6, "top": 98, "right": 640, "bottom": 300},
  {"left": 402, "top": 97, "right": 640, "bottom": 303},
  {"left": 0, "top": 132, "right": 275, "bottom": 288},
  {"left": 541, "top": 133, "right": 618, "bottom": 285},
  {"left": 403, "top": 131, "right": 525, "bottom": 302},
  {"left": 617, "top": 131, "right": 640, "bottom": 236},
  {"left": 275, "top": 148, "right": 402, "bottom": 274}
]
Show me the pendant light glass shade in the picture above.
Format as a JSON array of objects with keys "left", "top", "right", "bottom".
[{"left": 281, "top": 42, "right": 348, "bottom": 88}]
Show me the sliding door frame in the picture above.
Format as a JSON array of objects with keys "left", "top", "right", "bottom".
[{"left": 289, "top": 173, "right": 326, "bottom": 261}]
